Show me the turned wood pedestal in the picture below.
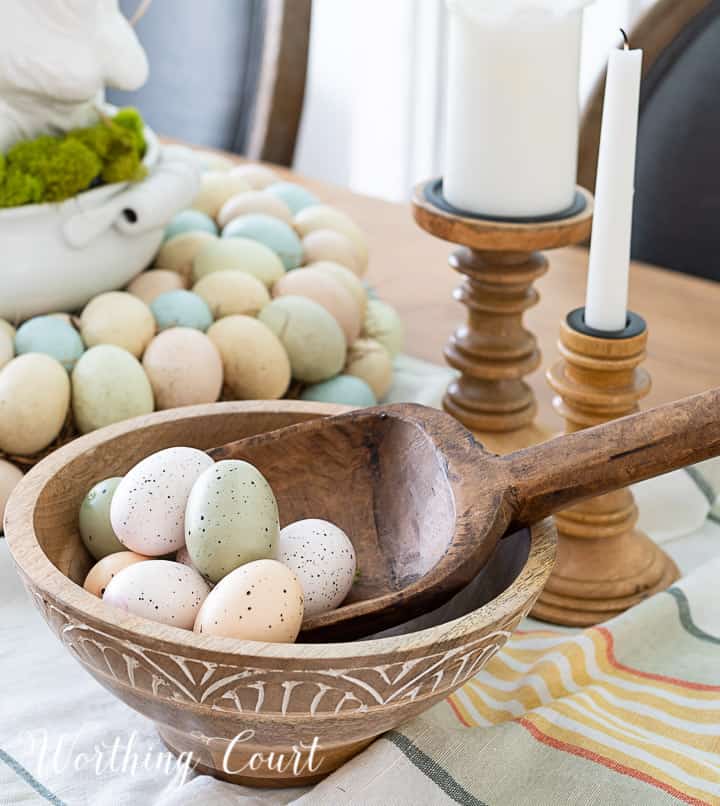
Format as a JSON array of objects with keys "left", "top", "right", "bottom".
[
  {"left": 531, "top": 308, "right": 680, "bottom": 626},
  {"left": 412, "top": 180, "right": 593, "bottom": 452}
]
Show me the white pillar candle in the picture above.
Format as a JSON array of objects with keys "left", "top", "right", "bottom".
[
  {"left": 443, "top": 0, "right": 590, "bottom": 219},
  {"left": 584, "top": 38, "right": 643, "bottom": 332}
]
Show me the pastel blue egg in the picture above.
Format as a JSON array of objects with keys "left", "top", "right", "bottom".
[
  {"left": 265, "top": 181, "right": 319, "bottom": 214},
  {"left": 363, "top": 281, "right": 380, "bottom": 301},
  {"left": 222, "top": 213, "right": 303, "bottom": 270},
  {"left": 15, "top": 316, "right": 84, "bottom": 370},
  {"left": 151, "top": 290, "right": 214, "bottom": 332},
  {"left": 300, "top": 375, "right": 377, "bottom": 407},
  {"left": 164, "top": 209, "right": 218, "bottom": 242}
]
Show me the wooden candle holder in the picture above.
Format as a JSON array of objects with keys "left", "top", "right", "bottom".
[
  {"left": 531, "top": 308, "right": 680, "bottom": 626},
  {"left": 412, "top": 180, "right": 593, "bottom": 442}
]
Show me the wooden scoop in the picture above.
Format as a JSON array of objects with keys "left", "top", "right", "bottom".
[{"left": 210, "top": 390, "right": 720, "bottom": 641}]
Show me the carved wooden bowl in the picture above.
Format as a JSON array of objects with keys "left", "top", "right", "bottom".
[{"left": 5, "top": 401, "right": 556, "bottom": 787}]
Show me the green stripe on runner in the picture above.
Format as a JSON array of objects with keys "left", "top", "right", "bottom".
[
  {"left": 0, "top": 747, "right": 66, "bottom": 806},
  {"left": 384, "top": 731, "right": 488, "bottom": 806},
  {"left": 666, "top": 587, "right": 720, "bottom": 645}
]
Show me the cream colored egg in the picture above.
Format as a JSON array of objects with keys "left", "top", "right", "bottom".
[
  {"left": 83, "top": 551, "right": 150, "bottom": 598},
  {"left": 197, "top": 151, "right": 235, "bottom": 172},
  {"left": 362, "top": 299, "right": 404, "bottom": 358},
  {"left": 72, "top": 345, "right": 154, "bottom": 434},
  {"left": 0, "top": 329, "right": 13, "bottom": 370},
  {"left": 0, "top": 319, "right": 16, "bottom": 341},
  {"left": 154, "top": 231, "right": 217, "bottom": 283},
  {"left": 80, "top": 292, "right": 156, "bottom": 358},
  {"left": 302, "top": 229, "right": 359, "bottom": 274},
  {"left": 217, "top": 190, "right": 293, "bottom": 228},
  {"left": 0, "top": 459, "right": 23, "bottom": 525},
  {"left": 294, "top": 205, "right": 369, "bottom": 275},
  {"left": 207, "top": 315, "right": 290, "bottom": 400},
  {"left": 193, "top": 238, "right": 285, "bottom": 288},
  {"left": 345, "top": 338, "right": 393, "bottom": 399},
  {"left": 0, "top": 354, "right": 70, "bottom": 455},
  {"left": 228, "top": 163, "right": 279, "bottom": 190},
  {"left": 194, "top": 559, "right": 304, "bottom": 642},
  {"left": 305, "top": 261, "right": 367, "bottom": 320},
  {"left": 192, "top": 270, "right": 270, "bottom": 319},
  {"left": 142, "top": 328, "right": 223, "bottom": 409},
  {"left": 192, "top": 171, "right": 252, "bottom": 218},
  {"left": 272, "top": 268, "right": 361, "bottom": 344},
  {"left": 127, "top": 269, "right": 186, "bottom": 304}
]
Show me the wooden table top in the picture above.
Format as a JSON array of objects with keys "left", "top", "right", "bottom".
[{"left": 269, "top": 163, "right": 720, "bottom": 440}]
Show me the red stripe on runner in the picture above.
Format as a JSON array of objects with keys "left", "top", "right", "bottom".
[{"left": 446, "top": 694, "right": 472, "bottom": 727}]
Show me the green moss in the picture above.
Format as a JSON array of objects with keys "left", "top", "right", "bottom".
[
  {"left": 0, "top": 167, "right": 44, "bottom": 207},
  {"left": 113, "top": 107, "right": 146, "bottom": 155}
]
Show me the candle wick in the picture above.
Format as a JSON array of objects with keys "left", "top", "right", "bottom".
[{"left": 620, "top": 28, "right": 630, "bottom": 50}]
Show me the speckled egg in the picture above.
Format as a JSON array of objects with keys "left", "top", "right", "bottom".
[
  {"left": 265, "top": 181, "right": 319, "bottom": 214},
  {"left": 228, "top": 163, "right": 279, "bottom": 190},
  {"left": 0, "top": 459, "right": 23, "bottom": 525},
  {"left": 111, "top": 447, "right": 214, "bottom": 555},
  {"left": 309, "top": 260, "right": 368, "bottom": 319},
  {"left": 83, "top": 551, "right": 150, "bottom": 598},
  {"left": 0, "top": 329, "right": 13, "bottom": 370},
  {"left": 277, "top": 519, "right": 356, "bottom": 618},
  {"left": 259, "top": 296, "right": 346, "bottom": 383},
  {"left": 142, "top": 328, "right": 223, "bottom": 410},
  {"left": 192, "top": 270, "right": 270, "bottom": 319},
  {"left": 71, "top": 345, "right": 154, "bottom": 434},
  {"left": 0, "top": 354, "right": 70, "bottom": 454},
  {"left": 154, "top": 231, "right": 217, "bottom": 283},
  {"left": 0, "top": 319, "right": 16, "bottom": 341},
  {"left": 272, "top": 268, "right": 361, "bottom": 343},
  {"left": 150, "top": 289, "right": 213, "bottom": 332},
  {"left": 193, "top": 238, "right": 285, "bottom": 288},
  {"left": 194, "top": 559, "right": 304, "bottom": 642},
  {"left": 294, "top": 205, "right": 369, "bottom": 275},
  {"left": 79, "top": 476, "right": 125, "bottom": 560},
  {"left": 103, "top": 559, "right": 211, "bottom": 629},
  {"left": 164, "top": 209, "right": 218, "bottom": 241},
  {"left": 345, "top": 338, "right": 393, "bottom": 399},
  {"left": 217, "top": 190, "right": 293, "bottom": 228},
  {"left": 222, "top": 213, "right": 303, "bottom": 270},
  {"left": 15, "top": 316, "right": 84, "bottom": 371},
  {"left": 207, "top": 316, "right": 290, "bottom": 399},
  {"left": 127, "top": 269, "right": 186, "bottom": 304},
  {"left": 300, "top": 375, "right": 376, "bottom": 407},
  {"left": 192, "top": 171, "right": 252, "bottom": 218},
  {"left": 302, "top": 230, "right": 360, "bottom": 274},
  {"left": 185, "top": 460, "right": 280, "bottom": 582},
  {"left": 362, "top": 300, "right": 404, "bottom": 358},
  {"left": 80, "top": 292, "right": 156, "bottom": 358}
]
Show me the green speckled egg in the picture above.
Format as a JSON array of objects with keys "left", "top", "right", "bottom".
[
  {"left": 222, "top": 213, "right": 302, "bottom": 270},
  {"left": 193, "top": 237, "right": 285, "bottom": 288},
  {"left": 300, "top": 375, "right": 376, "bottom": 407},
  {"left": 15, "top": 315, "right": 84, "bottom": 370},
  {"left": 164, "top": 209, "right": 218, "bottom": 241},
  {"left": 185, "top": 460, "right": 279, "bottom": 582},
  {"left": 150, "top": 290, "right": 214, "bottom": 332},
  {"left": 79, "top": 477, "right": 125, "bottom": 560},
  {"left": 259, "top": 296, "right": 346, "bottom": 383},
  {"left": 265, "top": 181, "right": 319, "bottom": 214},
  {"left": 362, "top": 299, "right": 404, "bottom": 357}
]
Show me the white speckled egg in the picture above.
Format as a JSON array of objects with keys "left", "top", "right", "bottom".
[
  {"left": 345, "top": 337, "right": 393, "bottom": 399},
  {"left": 302, "top": 230, "right": 360, "bottom": 274},
  {"left": 103, "top": 559, "right": 211, "bottom": 629},
  {"left": 207, "top": 315, "right": 290, "bottom": 399},
  {"left": 308, "top": 261, "right": 368, "bottom": 320},
  {"left": 84, "top": 551, "right": 150, "bottom": 598},
  {"left": 277, "top": 519, "right": 356, "bottom": 618},
  {"left": 185, "top": 460, "right": 279, "bottom": 582},
  {"left": 80, "top": 292, "right": 156, "bottom": 358},
  {"left": 111, "top": 447, "right": 214, "bottom": 555},
  {"left": 154, "top": 231, "right": 217, "bottom": 283},
  {"left": 127, "top": 269, "right": 186, "bottom": 304},
  {"left": 227, "top": 163, "right": 280, "bottom": 190},
  {"left": 193, "top": 238, "right": 285, "bottom": 288},
  {"left": 0, "top": 459, "right": 23, "bottom": 525},
  {"left": 71, "top": 345, "right": 154, "bottom": 435},
  {"left": 0, "top": 354, "right": 70, "bottom": 455},
  {"left": 194, "top": 559, "right": 303, "bottom": 642},
  {"left": 217, "top": 190, "right": 293, "bottom": 228},
  {"left": 192, "top": 270, "right": 270, "bottom": 319},
  {"left": 15, "top": 315, "right": 85, "bottom": 371},
  {"left": 79, "top": 476, "right": 125, "bottom": 560},
  {"left": 0, "top": 329, "right": 13, "bottom": 370},
  {"left": 259, "top": 296, "right": 346, "bottom": 383},
  {"left": 192, "top": 171, "right": 252, "bottom": 218},
  {"left": 142, "top": 328, "right": 223, "bottom": 410},
  {"left": 362, "top": 300, "right": 404, "bottom": 358},
  {"left": 294, "top": 205, "right": 369, "bottom": 275}
]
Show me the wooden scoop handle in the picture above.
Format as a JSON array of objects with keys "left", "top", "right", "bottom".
[{"left": 501, "top": 387, "right": 720, "bottom": 526}]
